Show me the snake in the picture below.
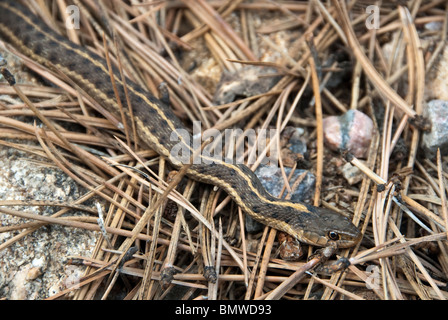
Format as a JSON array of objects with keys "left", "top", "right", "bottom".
[{"left": 0, "top": 0, "right": 361, "bottom": 249}]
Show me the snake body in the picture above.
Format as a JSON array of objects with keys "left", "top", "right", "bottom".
[{"left": 0, "top": 1, "right": 361, "bottom": 248}]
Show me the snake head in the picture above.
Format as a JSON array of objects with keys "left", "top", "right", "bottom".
[{"left": 297, "top": 206, "right": 362, "bottom": 248}]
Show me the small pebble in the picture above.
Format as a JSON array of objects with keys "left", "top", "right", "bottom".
[
  {"left": 278, "top": 233, "right": 303, "bottom": 261},
  {"left": 285, "top": 127, "right": 307, "bottom": 155},
  {"left": 280, "top": 148, "right": 299, "bottom": 167},
  {"left": 323, "top": 110, "right": 373, "bottom": 158},
  {"left": 421, "top": 100, "right": 448, "bottom": 158},
  {"left": 26, "top": 267, "right": 42, "bottom": 281},
  {"left": 341, "top": 161, "right": 365, "bottom": 185},
  {"left": 279, "top": 127, "right": 308, "bottom": 168},
  {"left": 424, "top": 21, "right": 442, "bottom": 31}
]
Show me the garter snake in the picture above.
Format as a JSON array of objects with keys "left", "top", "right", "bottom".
[{"left": 0, "top": 1, "right": 361, "bottom": 248}]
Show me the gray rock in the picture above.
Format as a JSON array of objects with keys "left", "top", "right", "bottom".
[
  {"left": 0, "top": 145, "right": 97, "bottom": 299},
  {"left": 254, "top": 165, "right": 316, "bottom": 201},
  {"left": 341, "top": 161, "right": 365, "bottom": 185},
  {"left": 422, "top": 100, "right": 448, "bottom": 157},
  {"left": 287, "top": 127, "right": 307, "bottom": 155}
]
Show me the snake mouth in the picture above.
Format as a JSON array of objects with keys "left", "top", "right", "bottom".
[
  {"left": 301, "top": 230, "right": 330, "bottom": 247},
  {"left": 336, "top": 230, "right": 363, "bottom": 248}
]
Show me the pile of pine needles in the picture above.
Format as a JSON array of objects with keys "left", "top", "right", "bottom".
[{"left": 0, "top": 0, "right": 448, "bottom": 300}]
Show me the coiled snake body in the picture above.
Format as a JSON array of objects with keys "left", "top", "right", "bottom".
[{"left": 0, "top": 1, "right": 361, "bottom": 248}]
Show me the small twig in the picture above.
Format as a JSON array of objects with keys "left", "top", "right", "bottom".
[
  {"left": 307, "top": 33, "right": 323, "bottom": 207},
  {"left": 306, "top": 272, "right": 364, "bottom": 300}
]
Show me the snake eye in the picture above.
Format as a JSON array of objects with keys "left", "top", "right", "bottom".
[{"left": 327, "top": 231, "right": 340, "bottom": 241}]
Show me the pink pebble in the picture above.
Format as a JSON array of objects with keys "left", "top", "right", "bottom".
[{"left": 322, "top": 110, "right": 373, "bottom": 158}]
